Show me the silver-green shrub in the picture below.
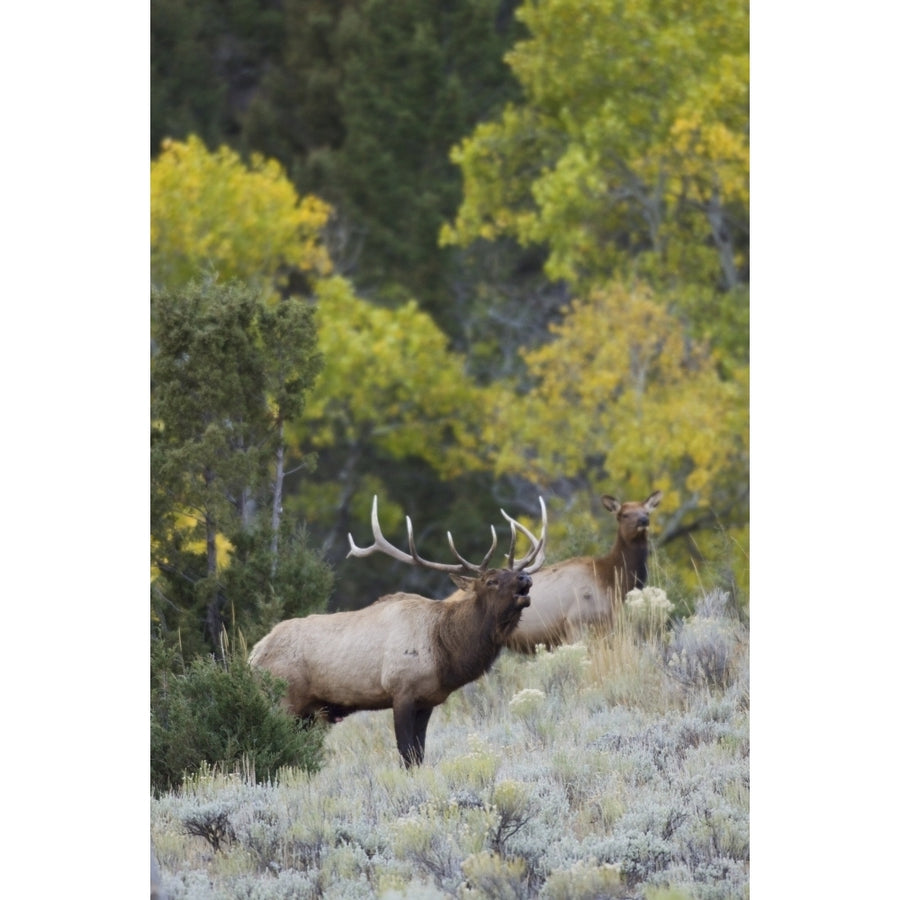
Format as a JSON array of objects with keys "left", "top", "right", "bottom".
[
  {"left": 461, "top": 851, "right": 531, "bottom": 900},
  {"left": 538, "top": 860, "right": 626, "bottom": 899},
  {"left": 665, "top": 589, "right": 746, "bottom": 689},
  {"left": 151, "top": 585, "right": 749, "bottom": 899},
  {"left": 624, "top": 587, "right": 675, "bottom": 642}
]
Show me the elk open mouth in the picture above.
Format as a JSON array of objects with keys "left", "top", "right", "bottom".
[{"left": 515, "top": 575, "right": 532, "bottom": 608}]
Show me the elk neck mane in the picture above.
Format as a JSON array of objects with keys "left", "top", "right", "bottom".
[{"left": 429, "top": 588, "right": 517, "bottom": 690}]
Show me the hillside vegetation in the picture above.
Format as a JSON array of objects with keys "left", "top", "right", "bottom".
[
  {"left": 151, "top": 589, "right": 748, "bottom": 899},
  {"left": 151, "top": 0, "right": 749, "bottom": 666},
  {"left": 151, "top": 3, "right": 750, "bottom": 894}
]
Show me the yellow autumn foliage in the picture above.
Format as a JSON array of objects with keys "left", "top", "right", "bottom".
[
  {"left": 485, "top": 280, "right": 748, "bottom": 585},
  {"left": 151, "top": 135, "right": 333, "bottom": 291},
  {"left": 443, "top": 0, "right": 749, "bottom": 290},
  {"left": 150, "top": 510, "right": 234, "bottom": 583},
  {"left": 289, "top": 275, "right": 491, "bottom": 482}
]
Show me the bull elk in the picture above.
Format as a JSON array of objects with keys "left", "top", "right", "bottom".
[
  {"left": 248, "top": 496, "right": 547, "bottom": 767},
  {"left": 446, "top": 491, "right": 662, "bottom": 652}
]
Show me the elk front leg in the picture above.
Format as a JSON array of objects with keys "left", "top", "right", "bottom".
[
  {"left": 412, "top": 706, "right": 433, "bottom": 763},
  {"left": 393, "top": 701, "right": 433, "bottom": 767}
]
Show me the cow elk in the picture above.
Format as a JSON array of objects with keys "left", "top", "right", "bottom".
[
  {"left": 497, "top": 490, "right": 662, "bottom": 652},
  {"left": 248, "top": 496, "right": 547, "bottom": 767}
]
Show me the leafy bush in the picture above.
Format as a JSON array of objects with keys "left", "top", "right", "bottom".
[
  {"left": 623, "top": 587, "right": 675, "bottom": 642},
  {"left": 151, "top": 651, "right": 324, "bottom": 794},
  {"left": 665, "top": 589, "right": 746, "bottom": 689},
  {"left": 539, "top": 860, "right": 625, "bottom": 900},
  {"left": 593, "top": 830, "right": 673, "bottom": 886},
  {"left": 462, "top": 851, "right": 530, "bottom": 899}
]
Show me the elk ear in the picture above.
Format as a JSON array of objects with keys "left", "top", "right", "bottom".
[
  {"left": 449, "top": 574, "right": 475, "bottom": 591},
  {"left": 601, "top": 495, "right": 620, "bottom": 514},
  {"left": 645, "top": 490, "right": 662, "bottom": 510}
]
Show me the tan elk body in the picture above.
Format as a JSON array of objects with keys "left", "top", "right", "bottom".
[
  {"left": 490, "top": 491, "right": 662, "bottom": 652},
  {"left": 249, "top": 496, "right": 546, "bottom": 766}
]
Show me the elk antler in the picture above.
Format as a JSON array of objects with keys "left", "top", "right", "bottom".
[
  {"left": 501, "top": 496, "right": 547, "bottom": 573},
  {"left": 347, "top": 495, "right": 547, "bottom": 576},
  {"left": 347, "top": 496, "right": 498, "bottom": 575}
]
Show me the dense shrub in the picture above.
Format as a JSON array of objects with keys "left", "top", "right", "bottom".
[
  {"left": 151, "top": 650, "right": 324, "bottom": 794},
  {"left": 665, "top": 589, "right": 745, "bottom": 689},
  {"left": 152, "top": 586, "right": 749, "bottom": 898}
]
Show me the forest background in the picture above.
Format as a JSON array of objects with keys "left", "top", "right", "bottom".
[
  {"left": 3, "top": 1, "right": 897, "bottom": 897},
  {"left": 149, "top": 0, "right": 750, "bottom": 665}
]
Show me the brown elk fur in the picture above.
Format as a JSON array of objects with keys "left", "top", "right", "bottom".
[
  {"left": 443, "top": 491, "right": 662, "bottom": 652},
  {"left": 248, "top": 568, "right": 532, "bottom": 767}
]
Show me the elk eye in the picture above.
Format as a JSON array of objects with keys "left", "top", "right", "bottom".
[{"left": 486, "top": 578, "right": 498, "bottom": 588}]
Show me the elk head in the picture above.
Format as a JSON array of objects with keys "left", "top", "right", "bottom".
[{"left": 601, "top": 490, "right": 662, "bottom": 544}]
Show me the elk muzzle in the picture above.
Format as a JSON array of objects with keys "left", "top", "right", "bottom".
[{"left": 515, "top": 571, "right": 533, "bottom": 608}]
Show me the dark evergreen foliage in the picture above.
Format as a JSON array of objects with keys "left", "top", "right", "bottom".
[
  {"left": 220, "top": 523, "right": 334, "bottom": 644},
  {"left": 150, "top": 646, "right": 325, "bottom": 794},
  {"left": 150, "top": 0, "right": 284, "bottom": 154},
  {"left": 325, "top": 0, "right": 523, "bottom": 323},
  {"left": 151, "top": 279, "right": 328, "bottom": 657}
]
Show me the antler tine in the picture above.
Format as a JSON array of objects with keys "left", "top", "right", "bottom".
[
  {"left": 504, "top": 517, "right": 519, "bottom": 569},
  {"left": 347, "top": 495, "right": 416, "bottom": 563},
  {"left": 500, "top": 496, "right": 548, "bottom": 573},
  {"left": 446, "top": 525, "right": 498, "bottom": 573},
  {"left": 404, "top": 515, "right": 426, "bottom": 565},
  {"left": 407, "top": 516, "right": 497, "bottom": 574},
  {"left": 348, "top": 495, "right": 472, "bottom": 574}
]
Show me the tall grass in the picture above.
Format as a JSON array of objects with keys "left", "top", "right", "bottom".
[{"left": 151, "top": 588, "right": 748, "bottom": 899}]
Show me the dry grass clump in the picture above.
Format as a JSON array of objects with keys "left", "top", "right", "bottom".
[{"left": 151, "top": 588, "right": 749, "bottom": 899}]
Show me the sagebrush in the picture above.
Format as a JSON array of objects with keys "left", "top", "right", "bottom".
[{"left": 152, "top": 589, "right": 748, "bottom": 898}]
